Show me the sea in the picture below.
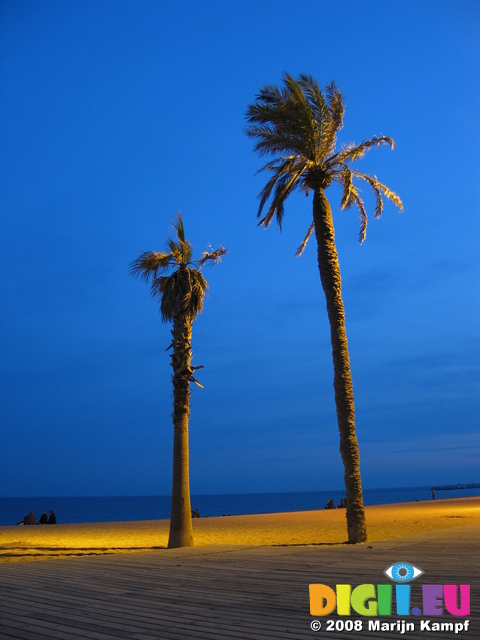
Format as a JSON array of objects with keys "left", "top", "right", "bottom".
[{"left": 2, "top": 486, "right": 480, "bottom": 527}]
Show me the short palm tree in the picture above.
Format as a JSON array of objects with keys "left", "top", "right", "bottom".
[
  {"left": 130, "top": 214, "right": 227, "bottom": 548},
  {"left": 246, "top": 74, "right": 402, "bottom": 543}
]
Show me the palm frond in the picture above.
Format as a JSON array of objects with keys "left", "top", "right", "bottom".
[
  {"left": 153, "top": 267, "right": 209, "bottom": 322},
  {"left": 198, "top": 245, "right": 228, "bottom": 266},
  {"left": 155, "top": 275, "right": 175, "bottom": 322},
  {"left": 283, "top": 73, "right": 319, "bottom": 160},
  {"left": 256, "top": 168, "right": 282, "bottom": 220},
  {"left": 256, "top": 156, "right": 309, "bottom": 228},
  {"left": 351, "top": 171, "right": 404, "bottom": 215},
  {"left": 246, "top": 74, "right": 402, "bottom": 248},
  {"left": 246, "top": 77, "right": 318, "bottom": 160},
  {"left": 171, "top": 212, "right": 193, "bottom": 264},
  {"left": 245, "top": 123, "right": 303, "bottom": 158},
  {"left": 295, "top": 221, "right": 315, "bottom": 257},
  {"left": 324, "top": 81, "right": 344, "bottom": 154},
  {"left": 338, "top": 167, "right": 354, "bottom": 210},
  {"left": 365, "top": 176, "right": 383, "bottom": 219},
  {"left": 167, "top": 239, "right": 185, "bottom": 264},
  {"left": 351, "top": 193, "right": 368, "bottom": 244},
  {"left": 129, "top": 251, "right": 172, "bottom": 280},
  {"left": 245, "top": 129, "right": 308, "bottom": 160},
  {"left": 330, "top": 136, "right": 395, "bottom": 167},
  {"left": 131, "top": 213, "right": 225, "bottom": 323},
  {"left": 173, "top": 212, "right": 186, "bottom": 244},
  {"left": 296, "top": 74, "right": 338, "bottom": 162},
  {"left": 334, "top": 171, "right": 369, "bottom": 242},
  {"left": 262, "top": 164, "right": 308, "bottom": 229}
]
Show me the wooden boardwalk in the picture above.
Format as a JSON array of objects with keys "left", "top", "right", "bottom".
[{"left": 1, "top": 522, "right": 478, "bottom": 640}]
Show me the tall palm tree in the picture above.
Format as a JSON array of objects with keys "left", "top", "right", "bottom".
[
  {"left": 246, "top": 74, "right": 403, "bottom": 543},
  {"left": 130, "top": 214, "right": 226, "bottom": 548}
]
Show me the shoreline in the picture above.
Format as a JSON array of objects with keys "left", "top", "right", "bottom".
[
  {"left": 1, "top": 496, "right": 479, "bottom": 563},
  {"left": 5, "top": 486, "right": 480, "bottom": 526}
]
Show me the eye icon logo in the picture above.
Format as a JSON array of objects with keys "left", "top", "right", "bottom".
[{"left": 384, "top": 562, "right": 424, "bottom": 583}]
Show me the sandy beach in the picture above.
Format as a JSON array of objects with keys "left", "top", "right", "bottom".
[
  {"left": 1, "top": 496, "right": 479, "bottom": 562},
  {"left": 1, "top": 498, "right": 479, "bottom": 639}
]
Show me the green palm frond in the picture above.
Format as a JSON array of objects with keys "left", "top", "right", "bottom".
[
  {"left": 261, "top": 164, "right": 308, "bottom": 229},
  {"left": 173, "top": 212, "right": 186, "bottom": 244},
  {"left": 339, "top": 167, "right": 355, "bottom": 210},
  {"left": 263, "top": 174, "right": 292, "bottom": 230},
  {"left": 246, "top": 78, "right": 317, "bottom": 160},
  {"left": 296, "top": 75, "right": 342, "bottom": 162},
  {"left": 131, "top": 213, "right": 225, "bottom": 321},
  {"left": 295, "top": 73, "right": 327, "bottom": 125},
  {"left": 352, "top": 193, "right": 368, "bottom": 244},
  {"left": 361, "top": 174, "right": 383, "bottom": 219},
  {"left": 171, "top": 212, "right": 193, "bottom": 264},
  {"left": 256, "top": 156, "right": 310, "bottom": 228},
  {"left": 325, "top": 81, "right": 344, "bottom": 150},
  {"left": 351, "top": 171, "right": 404, "bottom": 216},
  {"left": 329, "top": 136, "right": 395, "bottom": 168},
  {"left": 166, "top": 240, "right": 183, "bottom": 265},
  {"left": 336, "top": 168, "right": 403, "bottom": 242},
  {"left": 246, "top": 121, "right": 311, "bottom": 160},
  {"left": 283, "top": 73, "right": 319, "bottom": 160},
  {"left": 129, "top": 251, "right": 172, "bottom": 280},
  {"left": 246, "top": 74, "right": 402, "bottom": 247}
]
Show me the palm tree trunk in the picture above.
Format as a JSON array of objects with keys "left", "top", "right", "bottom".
[
  {"left": 168, "top": 312, "right": 194, "bottom": 548},
  {"left": 312, "top": 188, "right": 367, "bottom": 543}
]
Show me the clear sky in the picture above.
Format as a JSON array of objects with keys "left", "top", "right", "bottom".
[{"left": 1, "top": 0, "right": 479, "bottom": 497}]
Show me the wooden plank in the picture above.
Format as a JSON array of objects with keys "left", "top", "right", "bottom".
[{"left": 1, "top": 523, "right": 478, "bottom": 640}]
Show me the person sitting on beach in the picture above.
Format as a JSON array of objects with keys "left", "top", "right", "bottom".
[
  {"left": 192, "top": 509, "right": 200, "bottom": 518},
  {"left": 39, "top": 511, "right": 48, "bottom": 525},
  {"left": 325, "top": 499, "right": 334, "bottom": 509},
  {"left": 47, "top": 510, "right": 57, "bottom": 524},
  {"left": 17, "top": 511, "right": 37, "bottom": 525}
]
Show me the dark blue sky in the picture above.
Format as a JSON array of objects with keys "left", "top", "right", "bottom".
[{"left": 1, "top": 1, "right": 479, "bottom": 497}]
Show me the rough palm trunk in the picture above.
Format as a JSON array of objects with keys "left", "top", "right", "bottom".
[
  {"left": 312, "top": 188, "right": 367, "bottom": 543},
  {"left": 168, "top": 311, "right": 194, "bottom": 548}
]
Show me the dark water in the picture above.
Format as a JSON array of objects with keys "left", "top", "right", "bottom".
[{"left": 2, "top": 486, "right": 480, "bottom": 527}]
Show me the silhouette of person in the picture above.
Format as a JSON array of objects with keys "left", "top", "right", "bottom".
[
  {"left": 39, "top": 511, "right": 48, "bottom": 524},
  {"left": 47, "top": 510, "right": 57, "bottom": 524},
  {"left": 17, "top": 512, "right": 33, "bottom": 525},
  {"left": 24, "top": 511, "right": 36, "bottom": 525}
]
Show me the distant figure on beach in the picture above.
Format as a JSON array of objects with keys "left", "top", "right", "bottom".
[
  {"left": 338, "top": 498, "right": 347, "bottom": 508},
  {"left": 17, "top": 511, "right": 36, "bottom": 525},
  {"left": 432, "top": 488, "right": 436, "bottom": 500},
  {"left": 47, "top": 510, "right": 57, "bottom": 524},
  {"left": 192, "top": 509, "right": 200, "bottom": 518},
  {"left": 325, "top": 499, "right": 334, "bottom": 509},
  {"left": 39, "top": 511, "right": 48, "bottom": 524}
]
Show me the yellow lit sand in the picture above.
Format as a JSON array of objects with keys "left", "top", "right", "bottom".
[{"left": 1, "top": 497, "right": 479, "bottom": 562}]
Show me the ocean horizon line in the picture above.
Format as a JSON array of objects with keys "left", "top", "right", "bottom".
[
  {"left": 3, "top": 486, "right": 480, "bottom": 527},
  {"left": 0, "top": 483, "right": 444, "bottom": 499}
]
